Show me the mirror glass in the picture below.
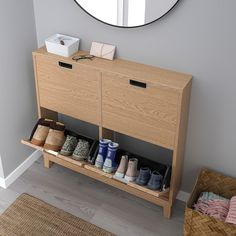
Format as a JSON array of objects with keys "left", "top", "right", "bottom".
[{"left": 74, "top": 0, "right": 179, "bottom": 28}]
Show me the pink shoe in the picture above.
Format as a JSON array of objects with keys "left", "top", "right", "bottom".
[
  {"left": 124, "top": 158, "right": 138, "bottom": 182},
  {"left": 115, "top": 155, "right": 128, "bottom": 178}
]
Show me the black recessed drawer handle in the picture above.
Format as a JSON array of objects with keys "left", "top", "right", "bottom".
[
  {"left": 129, "top": 80, "right": 147, "bottom": 88},
  {"left": 58, "top": 61, "right": 72, "bottom": 69}
]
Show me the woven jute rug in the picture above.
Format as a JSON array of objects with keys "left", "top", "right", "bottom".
[{"left": 0, "top": 193, "right": 115, "bottom": 236}]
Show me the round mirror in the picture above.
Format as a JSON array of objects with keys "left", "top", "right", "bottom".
[{"left": 74, "top": 0, "right": 179, "bottom": 28}]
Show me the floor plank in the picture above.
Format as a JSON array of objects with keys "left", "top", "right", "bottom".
[{"left": 1, "top": 158, "right": 185, "bottom": 236}]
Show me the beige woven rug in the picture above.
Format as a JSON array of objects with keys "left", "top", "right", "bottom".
[{"left": 0, "top": 193, "right": 114, "bottom": 236}]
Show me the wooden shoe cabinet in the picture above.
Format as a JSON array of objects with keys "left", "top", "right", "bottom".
[{"left": 22, "top": 47, "right": 192, "bottom": 218}]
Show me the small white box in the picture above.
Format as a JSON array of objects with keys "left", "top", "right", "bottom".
[{"left": 45, "top": 34, "right": 80, "bottom": 57}]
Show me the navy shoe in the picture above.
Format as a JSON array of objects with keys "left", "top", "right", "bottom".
[
  {"left": 136, "top": 167, "right": 151, "bottom": 186},
  {"left": 95, "top": 139, "right": 111, "bottom": 169},
  {"left": 147, "top": 171, "right": 163, "bottom": 190},
  {"left": 103, "top": 142, "right": 119, "bottom": 173}
]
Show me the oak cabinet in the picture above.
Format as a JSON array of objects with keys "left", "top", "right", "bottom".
[{"left": 25, "top": 47, "right": 192, "bottom": 218}]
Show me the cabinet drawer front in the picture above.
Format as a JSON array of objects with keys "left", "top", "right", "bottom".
[
  {"left": 102, "top": 72, "right": 180, "bottom": 149},
  {"left": 36, "top": 55, "right": 100, "bottom": 125}
]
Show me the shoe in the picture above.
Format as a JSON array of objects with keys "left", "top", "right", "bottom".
[
  {"left": 72, "top": 139, "right": 90, "bottom": 161},
  {"left": 124, "top": 158, "right": 138, "bottom": 182},
  {"left": 103, "top": 142, "right": 119, "bottom": 173},
  {"left": 60, "top": 135, "right": 78, "bottom": 156},
  {"left": 115, "top": 155, "right": 128, "bottom": 178},
  {"left": 147, "top": 171, "right": 163, "bottom": 190},
  {"left": 44, "top": 122, "right": 65, "bottom": 152},
  {"left": 136, "top": 167, "right": 151, "bottom": 186},
  {"left": 31, "top": 118, "right": 53, "bottom": 146},
  {"left": 95, "top": 139, "right": 111, "bottom": 169}
]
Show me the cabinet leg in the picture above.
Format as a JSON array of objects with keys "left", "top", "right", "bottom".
[
  {"left": 44, "top": 154, "right": 53, "bottom": 168},
  {"left": 163, "top": 205, "right": 172, "bottom": 219}
]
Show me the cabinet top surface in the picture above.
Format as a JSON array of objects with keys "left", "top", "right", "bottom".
[{"left": 33, "top": 47, "right": 192, "bottom": 90}]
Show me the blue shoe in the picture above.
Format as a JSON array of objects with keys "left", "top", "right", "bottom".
[
  {"left": 147, "top": 171, "right": 163, "bottom": 190},
  {"left": 103, "top": 142, "right": 119, "bottom": 173},
  {"left": 95, "top": 139, "right": 111, "bottom": 169},
  {"left": 136, "top": 167, "right": 151, "bottom": 186}
]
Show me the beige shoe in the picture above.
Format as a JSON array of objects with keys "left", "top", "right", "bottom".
[
  {"left": 124, "top": 158, "right": 138, "bottom": 182},
  {"left": 115, "top": 155, "right": 128, "bottom": 178},
  {"left": 44, "top": 122, "right": 65, "bottom": 152},
  {"left": 31, "top": 118, "right": 53, "bottom": 146}
]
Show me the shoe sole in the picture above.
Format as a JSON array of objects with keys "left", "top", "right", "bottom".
[
  {"left": 72, "top": 155, "right": 86, "bottom": 161},
  {"left": 44, "top": 144, "right": 61, "bottom": 152},
  {"left": 124, "top": 175, "right": 137, "bottom": 182},
  {"left": 60, "top": 150, "right": 73, "bottom": 156},
  {"left": 115, "top": 172, "right": 125, "bottom": 178},
  {"left": 103, "top": 166, "right": 116, "bottom": 174},
  {"left": 113, "top": 175, "right": 128, "bottom": 184},
  {"left": 95, "top": 161, "right": 103, "bottom": 169},
  {"left": 31, "top": 139, "right": 45, "bottom": 147},
  {"left": 136, "top": 181, "right": 148, "bottom": 186},
  {"left": 147, "top": 185, "right": 161, "bottom": 191}
]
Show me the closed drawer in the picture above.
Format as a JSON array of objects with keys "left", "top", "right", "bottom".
[
  {"left": 102, "top": 72, "right": 180, "bottom": 149},
  {"left": 35, "top": 55, "right": 100, "bottom": 125}
]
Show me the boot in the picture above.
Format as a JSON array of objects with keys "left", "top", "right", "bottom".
[
  {"left": 103, "top": 142, "right": 119, "bottom": 173},
  {"left": 95, "top": 139, "right": 111, "bottom": 169}
]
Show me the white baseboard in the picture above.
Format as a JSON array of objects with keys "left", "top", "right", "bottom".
[
  {"left": 0, "top": 177, "right": 6, "bottom": 188},
  {"left": 177, "top": 190, "right": 190, "bottom": 202},
  {"left": 0, "top": 150, "right": 42, "bottom": 189}
]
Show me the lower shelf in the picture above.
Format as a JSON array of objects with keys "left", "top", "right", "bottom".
[
  {"left": 44, "top": 152, "right": 169, "bottom": 204},
  {"left": 22, "top": 138, "right": 171, "bottom": 218},
  {"left": 84, "top": 164, "right": 113, "bottom": 179},
  {"left": 128, "top": 182, "right": 169, "bottom": 198}
]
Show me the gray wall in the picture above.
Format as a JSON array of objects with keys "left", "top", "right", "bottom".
[
  {"left": 145, "top": 0, "right": 178, "bottom": 23},
  {"left": 33, "top": 0, "right": 236, "bottom": 192},
  {"left": 0, "top": 1, "right": 38, "bottom": 178}
]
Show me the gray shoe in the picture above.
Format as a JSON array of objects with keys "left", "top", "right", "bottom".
[
  {"left": 72, "top": 139, "right": 90, "bottom": 161},
  {"left": 136, "top": 167, "right": 151, "bottom": 186},
  {"left": 147, "top": 171, "right": 163, "bottom": 190},
  {"left": 60, "top": 135, "right": 78, "bottom": 156}
]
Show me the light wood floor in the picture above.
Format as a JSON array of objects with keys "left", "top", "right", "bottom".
[{"left": 0, "top": 158, "right": 185, "bottom": 236}]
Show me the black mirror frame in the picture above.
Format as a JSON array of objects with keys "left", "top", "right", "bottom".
[{"left": 73, "top": 0, "right": 180, "bottom": 29}]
